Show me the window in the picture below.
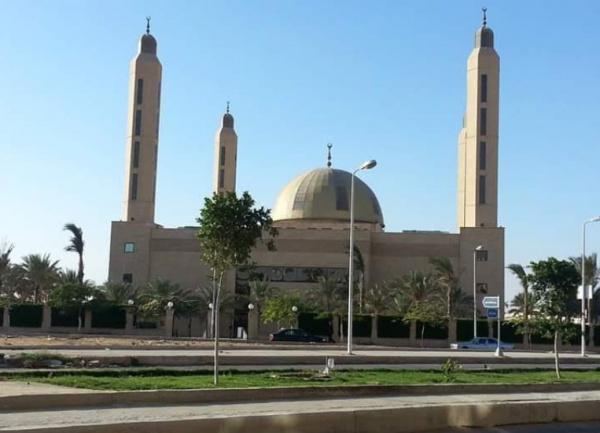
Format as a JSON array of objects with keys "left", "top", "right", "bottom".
[
  {"left": 480, "top": 74, "right": 487, "bottom": 103},
  {"left": 480, "top": 108, "right": 487, "bottom": 136},
  {"left": 219, "top": 169, "right": 225, "bottom": 188},
  {"left": 122, "top": 273, "right": 133, "bottom": 283},
  {"left": 133, "top": 141, "right": 140, "bottom": 168},
  {"left": 479, "top": 141, "right": 486, "bottom": 170},
  {"left": 131, "top": 173, "right": 138, "bottom": 200},
  {"left": 136, "top": 78, "right": 144, "bottom": 105},
  {"left": 479, "top": 175, "right": 486, "bottom": 204},
  {"left": 134, "top": 110, "right": 142, "bottom": 136},
  {"left": 335, "top": 185, "right": 349, "bottom": 210},
  {"left": 124, "top": 242, "right": 136, "bottom": 253},
  {"left": 476, "top": 250, "right": 488, "bottom": 262},
  {"left": 219, "top": 146, "right": 226, "bottom": 166}
]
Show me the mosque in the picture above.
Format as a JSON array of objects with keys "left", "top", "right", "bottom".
[{"left": 108, "top": 14, "right": 505, "bottom": 338}]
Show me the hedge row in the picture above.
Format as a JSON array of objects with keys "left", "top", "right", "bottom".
[{"left": 2, "top": 304, "right": 128, "bottom": 329}]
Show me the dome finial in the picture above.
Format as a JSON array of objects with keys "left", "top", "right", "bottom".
[
  {"left": 226, "top": 100, "right": 230, "bottom": 114},
  {"left": 146, "top": 16, "right": 151, "bottom": 34},
  {"left": 482, "top": 7, "right": 487, "bottom": 27},
  {"left": 327, "top": 143, "right": 333, "bottom": 168}
]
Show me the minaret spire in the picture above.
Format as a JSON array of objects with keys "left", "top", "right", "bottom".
[
  {"left": 226, "top": 100, "right": 230, "bottom": 114},
  {"left": 326, "top": 143, "right": 332, "bottom": 168},
  {"left": 482, "top": 8, "right": 487, "bottom": 27},
  {"left": 146, "top": 16, "right": 151, "bottom": 34}
]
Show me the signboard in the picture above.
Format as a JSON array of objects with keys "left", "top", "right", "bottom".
[
  {"left": 486, "top": 308, "right": 498, "bottom": 319},
  {"left": 482, "top": 296, "right": 500, "bottom": 309}
]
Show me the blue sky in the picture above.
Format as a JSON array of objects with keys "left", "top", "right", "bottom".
[{"left": 1, "top": 0, "right": 599, "bottom": 301}]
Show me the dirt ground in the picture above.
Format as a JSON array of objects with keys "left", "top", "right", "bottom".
[{"left": 0, "top": 334, "right": 271, "bottom": 349}]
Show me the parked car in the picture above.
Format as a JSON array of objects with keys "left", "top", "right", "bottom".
[
  {"left": 450, "top": 337, "right": 514, "bottom": 350},
  {"left": 269, "top": 328, "right": 328, "bottom": 343}
]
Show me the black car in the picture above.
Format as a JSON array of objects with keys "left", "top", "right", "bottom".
[{"left": 269, "top": 328, "right": 328, "bottom": 343}]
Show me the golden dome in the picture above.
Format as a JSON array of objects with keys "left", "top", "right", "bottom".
[{"left": 272, "top": 168, "right": 383, "bottom": 225}]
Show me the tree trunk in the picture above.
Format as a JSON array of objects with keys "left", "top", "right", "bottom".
[
  {"left": 339, "top": 315, "right": 344, "bottom": 342},
  {"left": 77, "top": 306, "right": 82, "bottom": 331},
  {"left": 213, "top": 269, "right": 223, "bottom": 386},
  {"left": 554, "top": 330, "right": 561, "bottom": 380},
  {"left": 77, "top": 253, "right": 84, "bottom": 286},
  {"left": 524, "top": 285, "right": 530, "bottom": 350},
  {"left": 420, "top": 323, "right": 425, "bottom": 348}
]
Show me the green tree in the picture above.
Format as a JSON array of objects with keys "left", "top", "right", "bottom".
[
  {"left": 507, "top": 263, "right": 532, "bottom": 347},
  {"left": 63, "top": 223, "right": 84, "bottom": 285},
  {"left": 20, "top": 254, "right": 60, "bottom": 303},
  {"left": 196, "top": 191, "right": 277, "bottom": 385},
  {"left": 528, "top": 258, "right": 580, "bottom": 379},
  {"left": 262, "top": 293, "right": 301, "bottom": 328}
]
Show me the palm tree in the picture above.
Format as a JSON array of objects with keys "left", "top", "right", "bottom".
[
  {"left": 430, "top": 257, "right": 471, "bottom": 342},
  {"left": 63, "top": 223, "right": 84, "bottom": 285},
  {"left": 247, "top": 278, "right": 274, "bottom": 315},
  {"left": 20, "top": 254, "right": 60, "bottom": 303},
  {"left": 308, "top": 275, "right": 345, "bottom": 342},
  {"left": 99, "top": 281, "right": 136, "bottom": 305},
  {"left": 0, "top": 243, "right": 14, "bottom": 294},
  {"left": 570, "top": 254, "right": 599, "bottom": 345},
  {"left": 363, "top": 282, "right": 393, "bottom": 339},
  {"left": 507, "top": 263, "right": 531, "bottom": 347},
  {"left": 393, "top": 271, "right": 441, "bottom": 345}
]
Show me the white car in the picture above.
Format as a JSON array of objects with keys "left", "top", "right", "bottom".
[{"left": 450, "top": 337, "right": 514, "bottom": 350}]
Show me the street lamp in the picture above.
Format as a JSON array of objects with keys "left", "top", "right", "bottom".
[
  {"left": 581, "top": 216, "right": 600, "bottom": 357},
  {"left": 248, "top": 303, "right": 255, "bottom": 311},
  {"left": 347, "top": 159, "right": 377, "bottom": 355},
  {"left": 127, "top": 299, "right": 134, "bottom": 306},
  {"left": 167, "top": 301, "right": 174, "bottom": 310},
  {"left": 473, "top": 245, "right": 484, "bottom": 339},
  {"left": 291, "top": 305, "right": 298, "bottom": 313}
]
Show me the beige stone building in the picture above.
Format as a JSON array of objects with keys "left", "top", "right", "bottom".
[{"left": 109, "top": 16, "right": 505, "bottom": 339}]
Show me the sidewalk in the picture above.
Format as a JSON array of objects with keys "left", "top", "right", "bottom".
[{"left": 2, "top": 388, "right": 600, "bottom": 432}]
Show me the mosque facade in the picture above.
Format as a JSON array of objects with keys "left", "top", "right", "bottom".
[{"left": 108, "top": 16, "right": 505, "bottom": 338}]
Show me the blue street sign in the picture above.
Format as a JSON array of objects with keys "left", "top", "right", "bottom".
[{"left": 487, "top": 308, "right": 498, "bottom": 319}]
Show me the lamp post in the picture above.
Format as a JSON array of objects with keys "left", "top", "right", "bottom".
[
  {"left": 581, "top": 217, "right": 600, "bottom": 357},
  {"left": 473, "top": 245, "right": 484, "bottom": 339},
  {"left": 347, "top": 159, "right": 377, "bottom": 355}
]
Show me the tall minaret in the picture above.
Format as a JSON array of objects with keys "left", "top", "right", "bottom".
[
  {"left": 123, "top": 19, "right": 162, "bottom": 223},
  {"left": 213, "top": 103, "right": 238, "bottom": 195},
  {"left": 457, "top": 9, "right": 499, "bottom": 229}
]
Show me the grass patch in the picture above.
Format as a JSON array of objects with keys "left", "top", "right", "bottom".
[{"left": 4, "top": 369, "right": 600, "bottom": 391}]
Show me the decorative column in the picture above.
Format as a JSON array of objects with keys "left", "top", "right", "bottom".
[
  {"left": 41, "top": 304, "right": 51, "bottom": 331},
  {"left": 409, "top": 320, "right": 417, "bottom": 346},
  {"left": 370, "top": 315, "right": 378, "bottom": 342},
  {"left": 84, "top": 309, "right": 92, "bottom": 330},
  {"left": 165, "top": 308, "right": 174, "bottom": 337},
  {"left": 448, "top": 318, "right": 457, "bottom": 344},
  {"left": 126, "top": 310, "right": 135, "bottom": 332},
  {"left": 2, "top": 307, "right": 9, "bottom": 328},
  {"left": 248, "top": 308, "right": 259, "bottom": 340}
]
